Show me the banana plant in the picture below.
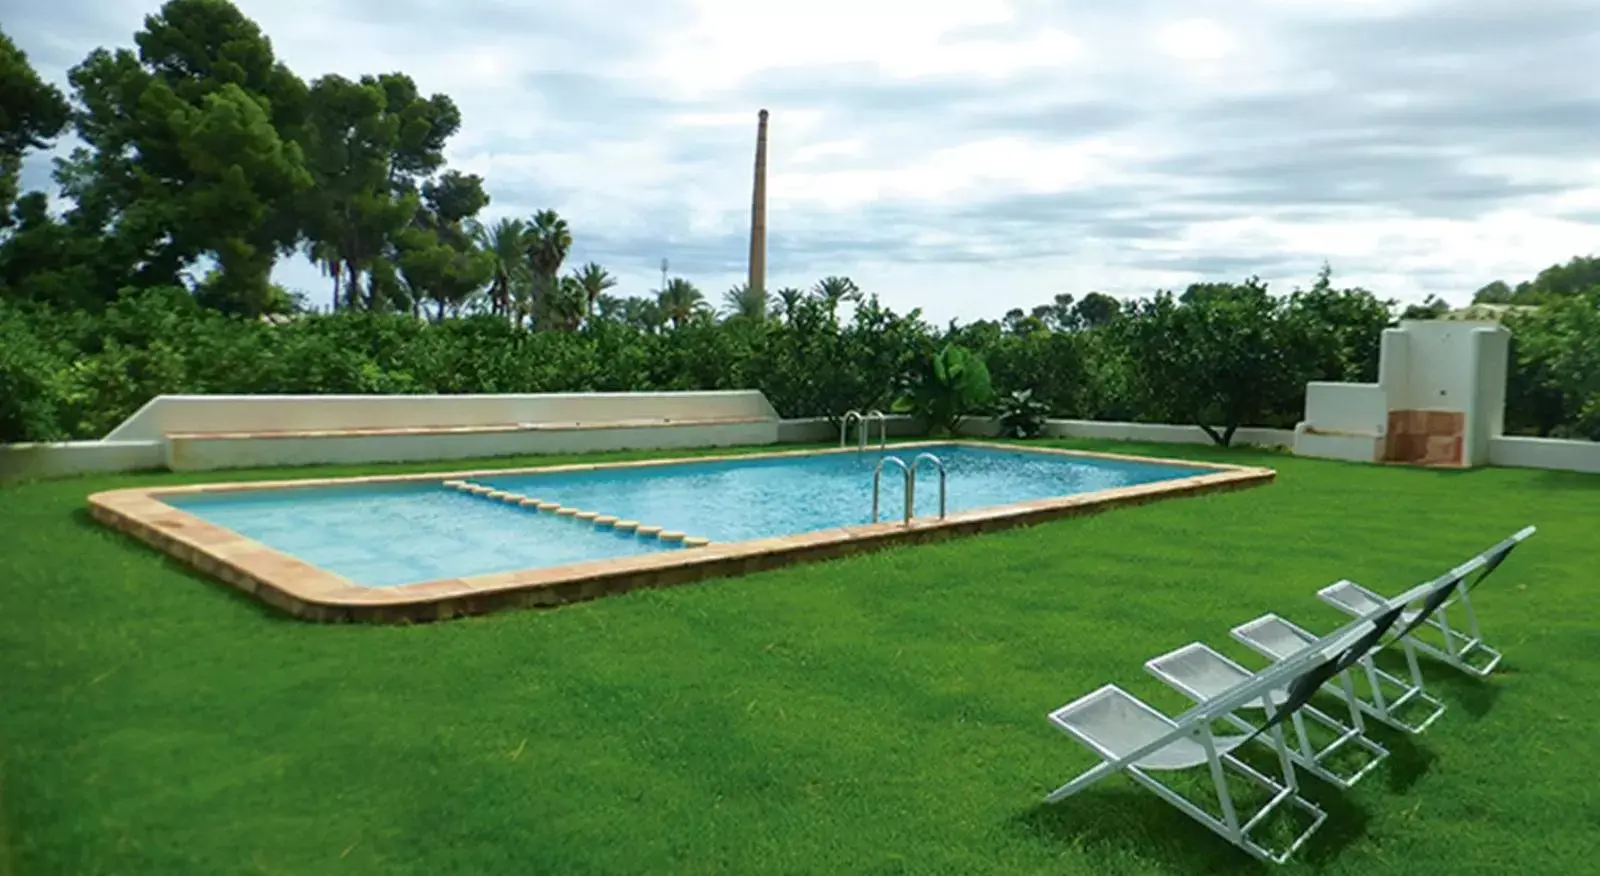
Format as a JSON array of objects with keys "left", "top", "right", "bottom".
[{"left": 893, "top": 343, "right": 994, "bottom": 436}]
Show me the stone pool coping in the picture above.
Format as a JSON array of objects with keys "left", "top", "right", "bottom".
[{"left": 86, "top": 440, "right": 1275, "bottom": 623}]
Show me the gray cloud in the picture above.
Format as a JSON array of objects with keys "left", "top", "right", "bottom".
[{"left": 6, "top": 0, "right": 1599, "bottom": 319}]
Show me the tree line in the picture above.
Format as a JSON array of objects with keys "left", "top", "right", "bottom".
[{"left": 1, "top": 1, "right": 1597, "bottom": 446}]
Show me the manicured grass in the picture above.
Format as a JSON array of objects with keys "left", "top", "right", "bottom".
[{"left": 1, "top": 439, "right": 1596, "bottom": 875}]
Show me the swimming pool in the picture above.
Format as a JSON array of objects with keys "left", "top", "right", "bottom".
[{"left": 88, "top": 441, "right": 1274, "bottom": 621}]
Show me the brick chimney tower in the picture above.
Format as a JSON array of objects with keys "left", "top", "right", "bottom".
[{"left": 747, "top": 109, "right": 769, "bottom": 298}]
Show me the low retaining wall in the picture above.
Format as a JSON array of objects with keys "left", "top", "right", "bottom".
[
  {"left": 0, "top": 441, "right": 165, "bottom": 484},
  {"left": 1041, "top": 419, "right": 1296, "bottom": 448},
  {"left": 1489, "top": 435, "right": 1600, "bottom": 474},
  {"left": 164, "top": 420, "right": 780, "bottom": 472},
  {"left": 1291, "top": 427, "right": 1384, "bottom": 464},
  {"left": 777, "top": 415, "right": 923, "bottom": 445},
  {"left": 104, "top": 391, "right": 780, "bottom": 442},
  {"left": 7, "top": 406, "right": 1598, "bottom": 483}
]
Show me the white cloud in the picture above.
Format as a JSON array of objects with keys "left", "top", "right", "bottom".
[
  {"left": 1154, "top": 18, "right": 1238, "bottom": 61},
  {"left": 8, "top": 0, "right": 1599, "bottom": 321}
]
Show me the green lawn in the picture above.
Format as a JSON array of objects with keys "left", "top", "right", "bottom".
[{"left": 2, "top": 440, "right": 1597, "bottom": 875}]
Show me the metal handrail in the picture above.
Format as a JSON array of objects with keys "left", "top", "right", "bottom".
[
  {"left": 840, "top": 410, "right": 864, "bottom": 448},
  {"left": 863, "top": 410, "right": 888, "bottom": 450},
  {"left": 910, "top": 452, "right": 947, "bottom": 520},
  {"left": 871, "top": 456, "right": 911, "bottom": 523}
]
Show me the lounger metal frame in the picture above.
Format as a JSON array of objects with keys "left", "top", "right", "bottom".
[
  {"left": 1047, "top": 684, "right": 1325, "bottom": 864},
  {"left": 1040, "top": 526, "right": 1536, "bottom": 864},
  {"left": 1145, "top": 642, "right": 1389, "bottom": 789}
]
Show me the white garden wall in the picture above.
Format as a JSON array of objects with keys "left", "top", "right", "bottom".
[
  {"left": 104, "top": 391, "right": 779, "bottom": 442},
  {"left": 4, "top": 391, "right": 1598, "bottom": 484},
  {"left": 1302, "top": 382, "right": 1388, "bottom": 436},
  {"left": 777, "top": 415, "right": 922, "bottom": 445},
  {"left": 0, "top": 441, "right": 165, "bottom": 483},
  {"left": 1040, "top": 419, "right": 1296, "bottom": 448},
  {"left": 1489, "top": 436, "right": 1600, "bottom": 474},
  {"left": 163, "top": 420, "right": 780, "bottom": 472}
]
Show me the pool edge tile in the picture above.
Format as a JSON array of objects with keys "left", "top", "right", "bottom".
[{"left": 88, "top": 442, "right": 1276, "bottom": 623}]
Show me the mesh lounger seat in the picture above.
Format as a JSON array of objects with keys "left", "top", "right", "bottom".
[
  {"left": 1314, "top": 526, "right": 1535, "bottom": 678},
  {"left": 1043, "top": 606, "right": 1407, "bottom": 864},
  {"left": 1044, "top": 684, "right": 1323, "bottom": 864},
  {"left": 1231, "top": 613, "right": 1446, "bottom": 734},
  {"left": 1145, "top": 642, "right": 1388, "bottom": 789}
]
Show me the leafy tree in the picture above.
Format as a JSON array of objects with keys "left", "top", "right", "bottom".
[
  {"left": 4, "top": 0, "right": 1600, "bottom": 455},
  {"left": 1473, "top": 280, "right": 1514, "bottom": 305},
  {"left": 1286, "top": 263, "right": 1395, "bottom": 383},
  {"left": 1508, "top": 255, "right": 1600, "bottom": 304},
  {"left": 301, "top": 73, "right": 412, "bottom": 310},
  {"left": 59, "top": 0, "right": 314, "bottom": 313},
  {"left": 0, "top": 193, "right": 102, "bottom": 308},
  {"left": 1118, "top": 280, "right": 1313, "bottom": 445},
  {"left": 391, "top": 170, "right": 491, "bottom": 319},
  {"left": 1400, "top": 294, "right": 1452, "bottom": 321},
  {"left": 1074, "top": 292, "right": 1121, "bottom": 329},
  {"left": 0, "top": 29, "right": 70, "bottom": 226},
  {"left": 1032, "top": 293, "right": 1076, "bottom": 332},
  {"left": 1503, "top": 291, "right": 1600, "bottom": 438}
]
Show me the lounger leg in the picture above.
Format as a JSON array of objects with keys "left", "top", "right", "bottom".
[
  {"left": 1338, "top": 668, "right": 1372, "bottom": 732},
  {"left": 1362, "top": 660, "right": 1391, "bottom": 718},
  {"left": 1199, "top": 728, "right": 1243, "bottom": 839},
  {"left": 1289, "top": 712, "right": 1315, "bottom": 763},
  {"left": 1452, "top": 586, "right": 1503, "bottom": 673},
  {"left": 1257, "top": 695, "right": 1301, "bottom": 793},
  {"left": 1124, "top": 766, "right": 1285, "bottom": 865},
  {"left": 1403, "top": 638, "right": 1428, "bottom": 693},
  {"left": 1436, "top": 601, "right": 1462, "bottom": 663}
]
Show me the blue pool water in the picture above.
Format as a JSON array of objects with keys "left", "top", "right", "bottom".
[{"left": 165, "top": 444, "right": 1210, "bottom": 588}]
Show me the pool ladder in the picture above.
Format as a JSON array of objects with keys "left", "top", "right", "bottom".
[
  {"left": 841, "top": 409, "right": 888, "bottom": 451},
  {"left": 871, "top": 453, "right": 947, "bottom": 525}
]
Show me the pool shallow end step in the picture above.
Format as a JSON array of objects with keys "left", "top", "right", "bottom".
[
  {"left": 92, "top": 440, "right": 1274, "bottom": 624},
  {"left": 445, "top": 480, "right": 713, "bottom": 548}
]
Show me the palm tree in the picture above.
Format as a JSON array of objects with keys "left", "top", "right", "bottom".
[
  {"left": 722, "top": 282, "right": 774, "bottom": 322},
  {"left": 811, "top": 275, "right": 861, "bottom": 320},
  {"left": 656, "top": 278, "right": 708, "bottom": 329},
  {"left": 594, "top": 293, "right": 626, "bottom": 323},
  {"left": 773, "top": 286, "right": 805, "bottom": 324},
  {"left": 309, "top": 239, "right": 344, "bottom": 308},
  {"left": 569, "top": 261, "right": 617, "bottom": 323},
  {"left": 535, "top": 276, "right": 586, "bottom": 330},
  {"left": 621, "top": 296, "right": 666, "bottom": 333},
  {"left": 472, "top": 217, "right": 530, "bottom": 323},
  {"left": 524, "top": 209, "right": 572, "bottom": 329}
]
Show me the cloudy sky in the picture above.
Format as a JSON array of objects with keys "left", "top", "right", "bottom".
[{"left": 11, "top": 0, "right": 1600, "bottom": 322}]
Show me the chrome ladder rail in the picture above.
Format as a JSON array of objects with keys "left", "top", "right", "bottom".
[
  {"left": 840, "top": 410, "right": 865, "bottom": 449},
  {"left": 910, "top": 452, "right": 947, "bottom": 520},
  {"left": 872, "top": 456, "right": 912, "bottom": 523},
  {"left": 863, "top": 410, "right": 888, "bottom": 450}
]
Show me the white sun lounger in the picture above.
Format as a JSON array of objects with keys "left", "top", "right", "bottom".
[
  {"left": 1145, "top": 642, "right": 1388, "bottom": 789},
  {"left": 1231, "top": 612, "right": 1446, "bottom": 734},
  {"left": 1044, "top": 606, "right": 1407, "bottom": 863},
  {"left": 1045, "top": 684, "right": 1323, "bottom": 864},
  {"left": 1314, "top": 526, "right": 1535, "bottom": 678}
]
